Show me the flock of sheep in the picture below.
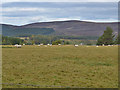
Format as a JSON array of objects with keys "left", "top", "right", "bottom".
[
  {"left": 14, "top": 43, "right": 115, "bottom": 48},
  {"left": 14, "top": 43, "right": 79, "bottom": 48}
]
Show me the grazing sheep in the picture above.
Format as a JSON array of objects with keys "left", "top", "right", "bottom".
[
  {"left": 14, "top": 44, "right": 18, "bottom": 46},
  {"left": 96, "top": 45, "right": 99, "bottom": 47},
  {"left": 40, "top": 43, "right": 43, "bottom": 45},
  {"left": 58, "top": 44, "right": 61, "bottom": 46},
  {"left": 47, "top": 44, "right": 50, "bottom": 46},
  {"left": 74, "top": 44, "right": 79, "bottom": 47},
  {"left": 14, "top": 44, "right": 22, "bottom": 48}
]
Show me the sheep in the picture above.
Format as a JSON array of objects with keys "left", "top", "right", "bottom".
[
  {"left": 58, "top": 44, "right": 61, "bottom": 46},
  {"left": 74, "top": 44, "right": 79, "bottom": 47},
  {"left": 14, "top": 44, "right": 22, "bottom": 48},
  {"left": 96, "top": 46, "right": 99, "bottom": 47},
  {"left": 47, "top": 44, "right": 49, "bottom": 45},
  {"left": 40, "top": 43, "right": 43, "bottom": 45}
]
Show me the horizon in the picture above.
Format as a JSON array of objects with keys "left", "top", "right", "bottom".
[
  {"left": 1, "top": 2, "right": 118, "bottom": 25},
  {"left": 1, "top": 19, "right": 119, "bottom": 26}
]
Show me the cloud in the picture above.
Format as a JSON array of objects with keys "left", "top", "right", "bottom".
[
  {"left": 29, "top": 16, "right": 81, "bottom": 22},
  {"left": 1, "top": 16, "right": 118, "bottom": 26},
  {"left": 1, "top": 16, "right": 80, "bottom": 25},
  {"left": 2, "top": 2, "right": 118, "bottom": 9},
  {"left": 1, "top": 2, "right": 118, "bottom": 25},
  {"left": 1, "top": 0, "right": 119, "bottom": 3},
  {"left": 83, "top": 19, "right": 118, "bottom": 22},
  {"left": 2, "top": 8, "right": 47, "bottom": 12},
  {"left": 2, "top": 7, "right": 117, "bottom": 12},
  {"left": 2, "top": 6, "right": 117, "bottom": 18}
]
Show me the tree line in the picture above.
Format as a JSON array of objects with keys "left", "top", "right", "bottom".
[
  {"left": 1, "top": 26, "right": 119, "bottom": 45},
  {"left": 2, "top": 36, "right": 24, "bottom": 45}
]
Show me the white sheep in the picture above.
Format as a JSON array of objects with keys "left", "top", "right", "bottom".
[
  {"left": 96, "top": 46, "right": 99, "bottom": 47},
  {"left": 14, "top": 44, "right": 22, "bottom": 48},
  {"left": 40, "top": 43, "right": 43, "bottom": 45},
  {"left": 58, "top": 44, "right": 61, "bottom": 46},
  {"left": 74, "top": 44, "right": 79, "bottom": 47}
]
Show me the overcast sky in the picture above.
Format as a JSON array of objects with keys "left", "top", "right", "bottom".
[
  {"left": 1, "top": 0, "right": 120, "bottom": 3},
  {"left": 1, "top": 0, "right": 119, "bottom": 26}
]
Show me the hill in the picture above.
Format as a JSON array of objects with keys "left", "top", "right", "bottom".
[
  {"left": 1, "top": 24, "right": 55, "bottom": 36},
  {"left": 1, "top": 20, "right": 118, "bottom": 36}
]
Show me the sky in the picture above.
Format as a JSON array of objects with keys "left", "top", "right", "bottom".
[{"left": 0, "top": 0, "right": 119, "bottom": 26}]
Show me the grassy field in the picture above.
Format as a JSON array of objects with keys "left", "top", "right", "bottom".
[{"left": 2, "top": 45, "right": 118, "bottom": 88}]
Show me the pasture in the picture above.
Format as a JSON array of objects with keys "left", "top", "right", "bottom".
[{"left": 2, "top": 45, "right": 118, "bottom": 88}]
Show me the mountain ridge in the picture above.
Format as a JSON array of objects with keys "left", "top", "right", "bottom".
[
  {"left": 1, "top": 20, "right": 118, "bottom": 26},
  {"left": 1, "top": 20, "right": 118, "bottom": 36}
]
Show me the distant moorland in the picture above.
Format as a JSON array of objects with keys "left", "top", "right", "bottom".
[{"left": 1, "top": 20, "right": 118, "bottom": 36}]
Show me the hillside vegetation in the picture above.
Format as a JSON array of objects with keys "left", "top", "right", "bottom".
[
  {"left": 1, "top": 20, "right": 118, "bottom": 36},
  {"left": 2, "top": 25, "right": 55, "bottom": 36}
]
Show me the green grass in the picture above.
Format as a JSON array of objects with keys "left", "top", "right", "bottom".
[
  {"left": 2, "top": 45, "right": 118, "bottom": 88},
  {"left": 2, "top": 46, "right": 15, "bottom": 48}
]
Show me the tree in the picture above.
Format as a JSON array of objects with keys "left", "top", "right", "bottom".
[
  {"left": 114, "top": 33, "right": 120, "bottom": 44},
  {"left": 52, "top": 40, "right": 62, "bottom": 45},
  {"left": 2, "top": 36, "right": 24, "bottom": 45},
  {"left": 97, "top": 27, "right": 115, "bottom": 45},
  {"left": 64, "top": 41, "right": 70, "bottom": 45}
]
